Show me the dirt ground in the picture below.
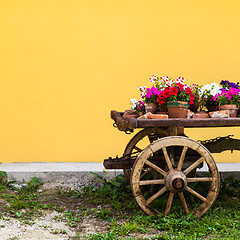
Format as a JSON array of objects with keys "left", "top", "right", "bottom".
[
  {"left": 0, "top": 188, "right": 108, "bottom": 239},
  {"left": 0, "top": 185, "right": 161, "bottom": 240}
]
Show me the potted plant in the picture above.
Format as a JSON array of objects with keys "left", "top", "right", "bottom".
[
  {"left": 189, "top": 83, "right": 201, "bottom": 112},
  {"left": 199, "top": 83, "right": 221, "bottom": 112},
  {"left": 138, "top": 86, "right": 160, "bottom": 113},
  {"left": 130, "top": 99, "right": 145, "bottom": 116},
  {"left": 212, "top": 80, "right": 240, "bottom": 117},
  {"left": 188, "top": 84, "right": 210, "bottom": 118},
  {"left": 157, "top": 77, "right": 195, "bottom": 118}
]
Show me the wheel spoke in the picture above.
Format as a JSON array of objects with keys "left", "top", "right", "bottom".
[
  {"left": 139, "top": 179, "right": 164, "bottom": 186},
  {"left": 145, "top": 160, "right": 167, "bottom": 176},
  {"left": 140, "top": 168, "right": 152, "bottom": 179},
  {"left": 162, "top": 147, "right": 173, "bottom": 171},
  {"left": 184, "top": 157, "right": 204, "bottom": 175},
  {"left": 187, "top": 177, "right": 212, "bottom": 183},
  {"left": 150, "top": 172, "right": 158, "bottom": 194},
  {"left": 133, "top": 146, "right": 143, "bottom": 152},
  {"left": 178, "top": 192, "right": 189, "bottom": 214},
  {"left": 147, "top": 134, "right": 154, "bottom": 143},
  {"left": 185, "top": 186, "right": 207, "bottom": 202},
  {"left": 146, "top": 186, "right": 167, "bottom": 205},
  {"left": 164, "top": 192, "right": 174, "bottom": 216},
  {"left": 177, "top": 146, "right": 188, "bottom": 170}
]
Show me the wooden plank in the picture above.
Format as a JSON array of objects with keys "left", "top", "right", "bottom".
[
  {"left": 136, "top": 118, "right": 240, "bottom": 128},
  {"left": 111, "top": 111, "right": 240, "bottom": 130}
]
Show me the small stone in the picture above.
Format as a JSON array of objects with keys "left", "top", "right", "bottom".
[
  {"left": 123, "top": 109, "right": 137, "bottom": 119},
  {"left": 186, "top": 109, "right": 194, "bottom": 119},
  {"left": 209, "top": 110, "right": 229, "bottom": 118},
  {"left": 147, "top": 113, "right": 169, "bottom": 119}
]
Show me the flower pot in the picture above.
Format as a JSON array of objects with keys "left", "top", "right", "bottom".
[
  {"left": 207, "top": 105, "right": 219, "bottom": 112},
  {"left": 189, "top": 103, "right": 198, "bottom": 113},
  {"left": 158, "top": 103, "right": 168, "bottom": 112},
  {"left": 219, "top": 104, "right": 238, "bottom": 117},
  {"left": 145, "top": 103, "right": 158, "bottom": 114},
  {"left": 167, "top": 101, "right": 189, "bottom": 118},
  {"left": 125, "top": 114, "right": 139, "bottom": 119}
]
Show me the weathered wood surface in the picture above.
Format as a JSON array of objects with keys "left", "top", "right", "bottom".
[
  {"left": 111, "top": 110, "right": 240, "bottom": 131},
  {"left": 104, "top": 127, "right": 240, "bottom": 170}
]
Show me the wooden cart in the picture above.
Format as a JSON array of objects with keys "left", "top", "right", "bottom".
[{"left": 104, "top": 111, "right": 240, "bottom": 218}]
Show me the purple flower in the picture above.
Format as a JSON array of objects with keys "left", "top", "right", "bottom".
[{"left": 220, "top": 80, "right": 239, "bottom": 89}]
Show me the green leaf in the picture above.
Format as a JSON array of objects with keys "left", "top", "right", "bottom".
[
  {"left": 16, "top": 211, "right": 22, "bottom": 217},
  {"left": 0, "top": 171, "right": 7, "bottom": 178}
]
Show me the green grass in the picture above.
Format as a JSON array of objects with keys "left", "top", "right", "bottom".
[
  {"left": 76, "top": 174, "right": 240, "bottom": 240},
  {"left": 0, "top": 172, "right": 239, "bottom": 239}
]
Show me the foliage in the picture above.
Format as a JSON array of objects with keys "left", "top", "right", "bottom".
[
  {"left": 207, "top": 80, "right": 240, "bottom": 106},
  {"left": 0, "top": 173, "right": 240, "bottom": 239},
  {"left": 137, "top": 86, "right": 160, "bottom": 104},
  {"left": 131, "top": 76, "right": 240, "bottom": 111},
  {"left": 130, "top": 99, "right": 145, "bottom": 113},
  {"left": 212, "top": 80, "right": 240, "bottom": 106},
  {"left": 0, "top": 171, "right": 8, "bottom": 185},
  {"left": 157, "top": 78, "right": 195, "bottom": 104},
  {"left": 197, "top": 83, "right": 221, "bottom": 110},
  {"left": 78, "top": 175, "right": 240, "bottom": 240}
]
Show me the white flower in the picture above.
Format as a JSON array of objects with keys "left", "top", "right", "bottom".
[
  {"left": 200, "top": 83, "right": 221, "bottom": 97},
  {"left": 149, "top": 75, "right": 157, "bottom": 83},
  {"left": 137, "top": 86, "right": 146, "bottom": 91},
  {"left": 209, "top": 83, "right": 221, "bottom": 96},
  {"left": 130, "top": 99, "right": 137, "bottom": 109},
  {"left": 160, "top": 76, "right": 169, "bottom": 82},
  {"left": 176, "top": 76, "right": 185, "bottom": 83},
  {"left": 131, "top": 99, "right": 137, "bottom": 104}
]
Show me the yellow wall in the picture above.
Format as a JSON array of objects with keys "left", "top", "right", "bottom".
[{"left": 0, "top": 0, "right": 240, "bottom": 163}]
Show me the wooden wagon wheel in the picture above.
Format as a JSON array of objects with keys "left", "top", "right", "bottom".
[
  {"left": 131, "top": 136, "right": 220, "bottom": 218},
  {"left": 123, "top": 128, "right": 165, "bottom": 183}
]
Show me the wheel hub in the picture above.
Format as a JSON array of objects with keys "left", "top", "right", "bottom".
[
  {"left": 165, "top": 170, "right": 187, "bottom": 193},
  {"left": 172, "top": 178, "right": 185, "bottom": 191}
]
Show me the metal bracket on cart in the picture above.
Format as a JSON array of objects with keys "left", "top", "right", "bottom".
[{"left": 199, "top": 135, "right": 240, "bottom": 153}]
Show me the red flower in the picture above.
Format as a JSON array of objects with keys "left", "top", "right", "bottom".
[
  {"left": 169, "top": 87, "right": 178, "bottom": 96},
  {"left": 176, "top": 83, "right": 184, "bottom": 90},
  {"left": 162, "top": 88, "right": 171, "bottom": 98},
  {"left": 189, "top": 94, "right": 195, "bottom": 105},
  {"left": 157, "top": 95, "right": 165, "bottom": 104},
  {"left": 185, "top": 87, "right": 192, "bottom": 95}
]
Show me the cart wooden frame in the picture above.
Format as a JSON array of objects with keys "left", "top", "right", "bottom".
[{"left": 104, "top": 111, "right": 240, "bottom": 218}]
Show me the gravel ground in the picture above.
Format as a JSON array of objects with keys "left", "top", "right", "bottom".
[{"left": 0, "top": 211, "right": 76, "bottom": 240}]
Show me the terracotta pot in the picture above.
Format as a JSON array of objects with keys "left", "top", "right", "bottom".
[
  {"left": 189, "top": 103, "right": 198, "bottom": 113},
  {"left": 207, "top": 105, "right": 219, "bottom": 112},
  {"left": 219, "top": 104, "right": 238, "bottom": 117},
  {"left": 158, "top": 103, "right": 168, "bottom": 112},
  {"left": 193, "top": 112, "right": 209, "bottom": 119},
  {"left": 125, "top": 114, "right": 139, "bottom": 119},
  {"left": 145, "top": 103, "right": 158, "bottom": 114},
  {"left": 167, "top": 101, "right": 189, "bottom": 118}
]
